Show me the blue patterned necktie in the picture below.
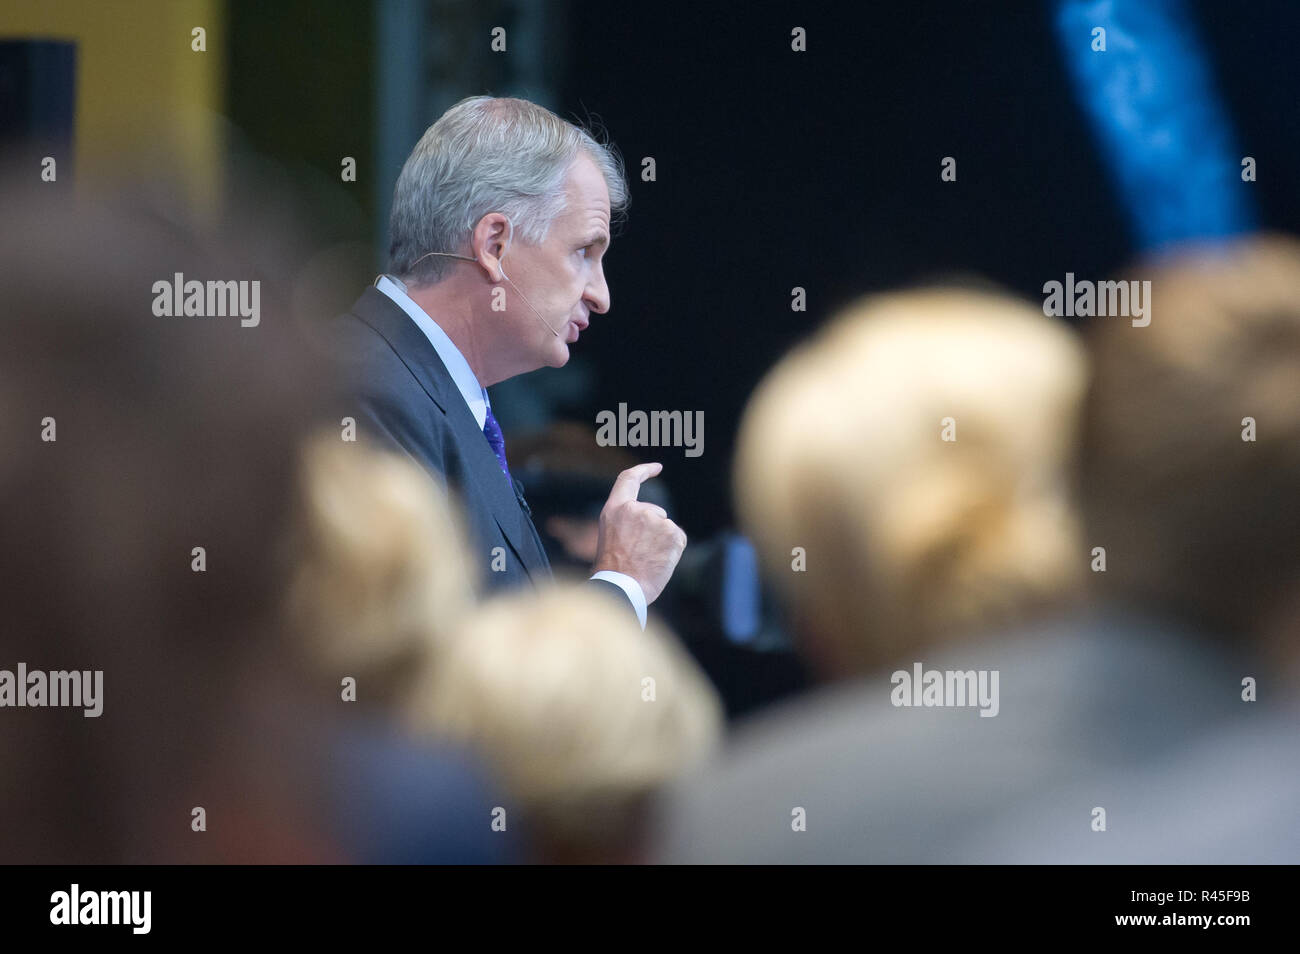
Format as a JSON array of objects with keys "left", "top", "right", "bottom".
[{"left": 482, "top": 406, "right": 511, "bottom": 482}]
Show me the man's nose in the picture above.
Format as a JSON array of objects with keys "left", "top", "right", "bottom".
[{"left": 585, "top": 269, "right": 610, "bottom": 314}]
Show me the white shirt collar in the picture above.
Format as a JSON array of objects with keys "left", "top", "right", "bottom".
[{"left": 374, "top": 275, "right": 489, "bottom": 430}]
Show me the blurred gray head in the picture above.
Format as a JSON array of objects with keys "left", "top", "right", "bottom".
[{"left": 388, "top": 96, "right": 629, "bottom": 288}]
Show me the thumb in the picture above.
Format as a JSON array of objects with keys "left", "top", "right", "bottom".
[{"left": 604, "top": 462, "right": 663, "bottom": 508}]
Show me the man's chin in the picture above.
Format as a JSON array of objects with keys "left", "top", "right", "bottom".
[{"left": 546, "top": 341, "right": 571, "bottom": 368}]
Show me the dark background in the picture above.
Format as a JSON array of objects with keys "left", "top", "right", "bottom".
[{"left": 217, "top": 0, "right": 1300, "bottom": 536}]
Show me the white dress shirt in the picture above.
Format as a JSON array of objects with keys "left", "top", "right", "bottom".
[{"left": 375, "top": 276, "right": 648, "bottom": 628}]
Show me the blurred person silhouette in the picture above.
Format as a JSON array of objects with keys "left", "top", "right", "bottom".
[
  {"left": 654, "top": 287, "right": 1096, "bottom": 862},
  {"left": 285, "top": 433, "right": 516, "bottom": 862},
  {"left": 419, "top": 586, "right": 723, "bottom": 863},
  {"left": 286, "top": 432, "right": 479, "bottom": 696},
  {"left": 735, "top": 288, "right": 1088, "bottom": 680},
  {"left": 658, "top": 252, "right": 1300, "bottom": 863},
  {"left": 0, "top": 178, "right": 504, "bottom": 863},
  {"left": 956, "top": 234, "right": 1300, "bottom": 862}
]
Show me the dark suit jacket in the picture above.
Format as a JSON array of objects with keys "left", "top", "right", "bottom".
[{"left": 325, "top": 285, "right": 626, "bottom": 605}]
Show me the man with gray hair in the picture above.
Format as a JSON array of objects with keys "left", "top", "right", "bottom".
[{"left": 327, "top": 96, "right": 686, "bottom": 625}]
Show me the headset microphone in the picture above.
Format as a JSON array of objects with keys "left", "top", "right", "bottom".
[
  {"left": 399, "top": 224, "right": 564, "bottom": 338},
  {"left": 494, "top": 261, "right": 564, "bottom": 339}
]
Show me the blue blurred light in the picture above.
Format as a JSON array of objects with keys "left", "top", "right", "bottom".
[
  {"left": 1055, "top": 0, "right": 1256, "bottom": 251},
  {"left": 722, "top": 534, "right": 761, "bottom": 644}
]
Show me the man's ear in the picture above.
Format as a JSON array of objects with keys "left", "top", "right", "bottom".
[{"left": 471, "top": 213, "right": 510, "bottom": 283}]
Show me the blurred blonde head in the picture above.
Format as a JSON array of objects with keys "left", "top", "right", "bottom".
[
  {"left": 419, "top": 586, "right": 723, "bottom": 862},
  {"left": 287, "top": 433, "right": 478, "bottom": 705},
  {"left": 735, "top": 288, "right": 1088, "bottom": 677}
]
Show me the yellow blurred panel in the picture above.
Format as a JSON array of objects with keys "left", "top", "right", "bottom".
[{"left": 0, "top": 0, "right": 225, "bottom": 213}]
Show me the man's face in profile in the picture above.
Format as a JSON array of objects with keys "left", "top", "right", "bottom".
[{"left": 502, "top": 153, "right": 613, "bottom": 371}]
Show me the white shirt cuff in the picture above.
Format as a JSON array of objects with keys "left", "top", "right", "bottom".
[{"left": 589, "top": 571, "right": 648, "bottom": 629}]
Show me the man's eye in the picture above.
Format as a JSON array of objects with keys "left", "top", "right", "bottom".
[{"left": 577, "top": 245, "right": 590, "bottom": 258}]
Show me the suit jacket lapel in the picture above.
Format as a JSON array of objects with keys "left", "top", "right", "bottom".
[
  {"left": 349, "top": 286, "right": 549, "bottom": 580},
  {"left": 352, "top": 286, "right": 450, "bottom": 414}
]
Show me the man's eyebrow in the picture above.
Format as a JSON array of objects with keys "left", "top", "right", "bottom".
[{"left": 584, "top": 232, "right": 609, "bottom": 249}]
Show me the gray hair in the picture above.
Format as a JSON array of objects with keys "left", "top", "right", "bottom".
[{"left": 388, "top": 96, "right": 629, "bottom": 287}]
